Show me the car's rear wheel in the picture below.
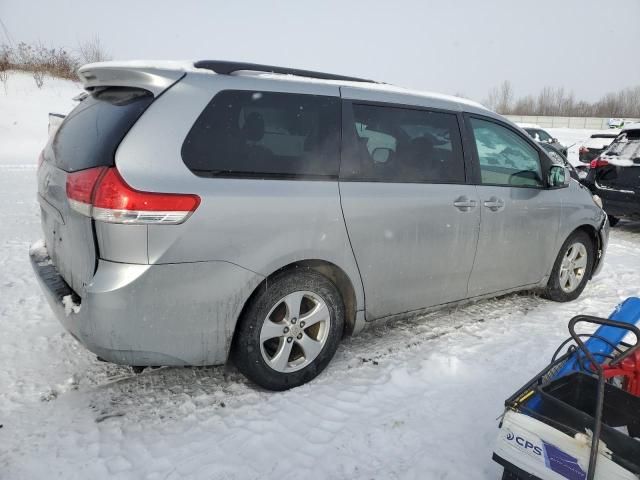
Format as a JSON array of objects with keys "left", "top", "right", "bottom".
[
  {"left": 232, "top": 268, "right": 344, "bottom": 391},
  {"left": 543, "top": 230, "right": 594, "bottom": 302}
]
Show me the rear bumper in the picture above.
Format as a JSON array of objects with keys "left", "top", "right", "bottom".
[{"left": 30, "top": 242, "right": 263, "bottom": 366}]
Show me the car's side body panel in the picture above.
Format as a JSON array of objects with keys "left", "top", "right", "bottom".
[
  {"left": 114, "top": 72, "right": 367, "bottom": 328},
  {"left": 339, "top": 181, "right": 481, "bottom": 320},
  {"left": 468, "top": 184, "right": 562, "bottom": 296}
]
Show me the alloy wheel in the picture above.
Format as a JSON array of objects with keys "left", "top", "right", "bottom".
[
  {"left": 559, "top": 242, "right": 588, "bottom": 293},
  {"left": 259, "top": 291, "right": 331, "bottom": 373}
]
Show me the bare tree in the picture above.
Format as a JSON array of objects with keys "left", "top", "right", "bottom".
[
  {"left": 483, "top": 80, "right": 514, "bottom": 114},
  {"left": 512, "top": 95, "right": 535, "bottom": 115},
  {"left": 32, "top": 70, "right": 44, "bottom": 88},
  {"left": 485, "top": 81, "right": 640, "bottom": 117},
  {"left": 78, "top": 35, "right": 111, "bottom": 65},
  {"left": 0, "top": 44, "right": 9, "bottom": 93},
  {"left": 495, "top": 80, "right": 514, "bottom": 114},
  {"left": 484, "top": 86, "right": 500, "bottom": 111}
]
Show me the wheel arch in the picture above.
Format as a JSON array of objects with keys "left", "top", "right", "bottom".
[
  {"left": 565, "top": 224, "right": 602, "bottom": 279},
  {"left": 234, "top": 259, "right": 361, "bottom": 344}
]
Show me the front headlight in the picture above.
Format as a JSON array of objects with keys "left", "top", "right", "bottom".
[{"left": 592, "top": 194, "right": 603, "bottom": 209}]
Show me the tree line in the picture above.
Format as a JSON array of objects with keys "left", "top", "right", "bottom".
[
  {"left": 0, "top": 37, "right": 110, "bottom": 89},
  {"left": 483, "top": 80, "right": 640, "bottom": 118}
]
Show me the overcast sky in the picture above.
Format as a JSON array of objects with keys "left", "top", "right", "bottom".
[{"left": 1, "top": 0, "right": 638, "bottom": 101}]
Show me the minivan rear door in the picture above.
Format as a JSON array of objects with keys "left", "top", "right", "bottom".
[
  {"left": 37, "top": 87, "right": 154, "bottom": 295},
  {"left": 339, "top": 94, "right": 480, "bottom": 320}
]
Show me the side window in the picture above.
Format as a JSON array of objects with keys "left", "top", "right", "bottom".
[
  {"left": 342, "top": 103, "right": 465, "bottom": 184},
  {"left": 470, "top": 118, "right": 543, "bottom": 187},
  {"left": 182, "top": 90, "right": 340, "bottom": 178}
]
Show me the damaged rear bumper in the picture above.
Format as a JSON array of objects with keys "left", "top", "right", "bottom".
[{"left": 30, "top": 241, "right": 263, "bottom": 367}]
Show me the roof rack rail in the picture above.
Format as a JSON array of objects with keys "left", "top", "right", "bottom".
[{"left": 194, "top": 60, "right": 377, "bottom": 84}]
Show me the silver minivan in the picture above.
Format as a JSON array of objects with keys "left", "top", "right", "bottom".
[{"left": 31, "top": 61, "right": 609, "bottom": 390}]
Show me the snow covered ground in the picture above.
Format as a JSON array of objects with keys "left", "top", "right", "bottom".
[{"left": 1, "top": 72, "right": 640, "bottom": 479}]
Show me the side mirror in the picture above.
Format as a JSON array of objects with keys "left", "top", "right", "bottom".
[
  {"left": 372, "top": 147, "right": 392, "bottom": 163},
  {"left": 548, "top": 164, "right": 570, "bottom": 188}
]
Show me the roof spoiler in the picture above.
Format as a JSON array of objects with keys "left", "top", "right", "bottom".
[{"left": 77, "top": 62, "right": 187, "bottom": 96}]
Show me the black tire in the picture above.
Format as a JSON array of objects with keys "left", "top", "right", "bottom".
[
  {"left": 608, "top": 215, "right": 620, "bottom": 227},
  {"left": 231, "top": 268, "right": 344, "bottom": 391},
  {"left": 543, "top": 230, "right": 594, "bottom": 302}
]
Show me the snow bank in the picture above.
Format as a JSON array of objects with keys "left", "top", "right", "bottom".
[
  {"left": 62, "top": 295, "right": 81, "bottom": 315},
  {"left": 0, "top": 71, "right": 80, "bottom": 166}
]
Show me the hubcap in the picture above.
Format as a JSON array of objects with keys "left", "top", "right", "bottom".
[
  {"left": 559, "top": 242, "right": 588, "bottom": 293},
  {"left": 259, "top": 291, "right": 331, "bottom": 373}
]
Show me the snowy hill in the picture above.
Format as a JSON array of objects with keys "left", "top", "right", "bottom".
[{"left": 0, "top": 71, "right": 80, "bottom": 165}]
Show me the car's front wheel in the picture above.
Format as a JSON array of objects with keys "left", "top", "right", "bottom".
[
  {"left": 232, "top": 268, "right": 344, "bottom": 391},
  {"left": 543, "top": 230, "right": 594, "bottom": 302}
]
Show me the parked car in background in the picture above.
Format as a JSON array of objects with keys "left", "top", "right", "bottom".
[
  {"left": 579, "top": 130, "right": 620, "bottom": 164},
  {"left": 520, "top": 124, "right": 568, "bottom": 156},
  {"left": 608, "top": 118, "right": 625, "bottom": 129},
  {"left": 584, "top": 123, "right": 640, "bottom": 226},
  {"left": 30, "top": 61, "right": 609, "bottom": 390}
]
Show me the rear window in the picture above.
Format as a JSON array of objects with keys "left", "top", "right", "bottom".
[
  {"left": 605, "top": 130, "right": 640, "bottom": 162},
  {"left": 52, "top": 87, "right": 153, "bottom": 172},
  {"left": 181, "top": 90, "right": 340, "bottom": 179}
]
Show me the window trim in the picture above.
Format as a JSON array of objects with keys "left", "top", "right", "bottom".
[
  {"left": 339, "top": 99, "right": 470, "bottom": 185},
  {"left": 463, "top": 113, "right": 552, "bottom": 189},
  {"left": 181, "top": 89, "right": 342, "bottom": 181}
]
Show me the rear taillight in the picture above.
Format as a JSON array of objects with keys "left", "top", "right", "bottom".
[
  {"left": 66, "top": 166, "right": 107, "bottom": 216},
  {"left": 66, "top": 167, "right": 200, "bottom": 224},
  {"left": 590, "top": 158, "right": 609, "bottom": 169}
]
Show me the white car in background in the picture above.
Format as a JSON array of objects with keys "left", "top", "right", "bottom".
[{"left": 608, "top": 118, "right": 625, "bottom": 128}]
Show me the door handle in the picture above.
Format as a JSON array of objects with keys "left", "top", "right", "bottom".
[
  {"left": 483, "top": 197, "right": 505, "bottom": 211},
  {"left": 453, "top": 196, "right": 477, "bottom": 212}
]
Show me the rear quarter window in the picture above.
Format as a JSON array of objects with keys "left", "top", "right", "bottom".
[
  {"left": 181, "top": 90, "right": 341, "bottom": 179},
  {"left": 52, "top": 87, "right": 153, "bottom": 172}
]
